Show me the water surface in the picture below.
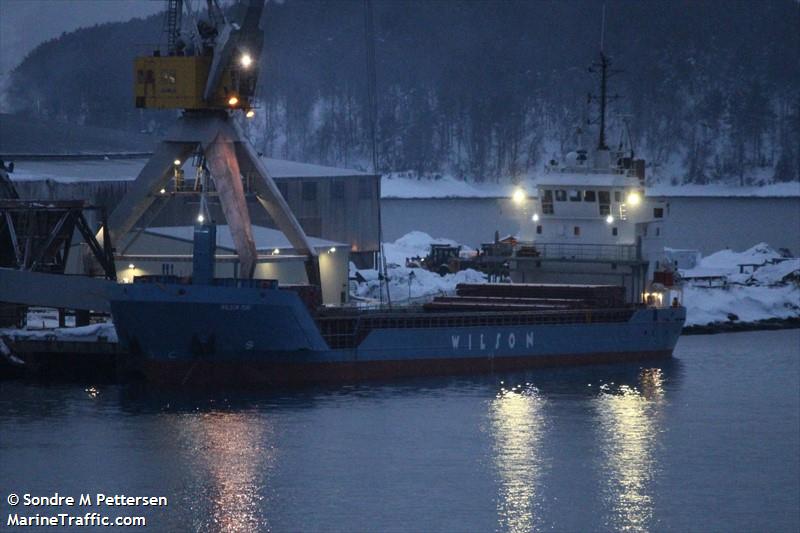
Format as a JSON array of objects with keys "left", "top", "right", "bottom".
[{"left": 1, "top": 330, "right": 798, "bottom": 532}]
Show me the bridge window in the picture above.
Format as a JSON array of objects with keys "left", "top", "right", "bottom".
[
  {"left": 599, "top": 190, "right": 610, "bottom": 215},
  {"left": 555, "top": 190, "right": 567, "bottom": 202},
  {"left": 569, "top": 189, "right": 581, "bottom": 201},
  {"left": 654, "top": 207, "right": 664, "bottom": 218},
  {"left": 614, "top": 191, "right": 622, "bottom": 202},
  {"left": 584, "top": 190, "right": 596, "bottom": 202},
  {"left": 542, "top": 190, "right": 554, "bottom": 213}
]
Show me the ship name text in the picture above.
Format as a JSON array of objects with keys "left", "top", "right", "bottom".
[{"left": 450, "top": 331, "right": 534, "bottom": 352}]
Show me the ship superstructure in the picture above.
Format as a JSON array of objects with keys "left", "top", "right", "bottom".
[{"left": 511, "top": 52, "right": 675, "bottom": 306}]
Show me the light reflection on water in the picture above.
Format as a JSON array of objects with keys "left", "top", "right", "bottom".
[
  {"left": 489, "top": 383, "right": 548, "bottom": 533},
  {"left": 594, "top": 368, "right": 665, "bottom": 533},
  {"left": 179, "top": 411, "right": 274, "bottom": 533}
]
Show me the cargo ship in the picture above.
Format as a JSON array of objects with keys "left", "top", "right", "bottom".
[
  {"left": 108, "top": 34, "right": 684, "bottom": 385},
  {"left": 110, "top": 222, "right": 685, "bottom": 386}
]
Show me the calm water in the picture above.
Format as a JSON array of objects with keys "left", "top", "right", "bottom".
[{"left": 1, "top": 330, "right": 798, "bottom": 532}]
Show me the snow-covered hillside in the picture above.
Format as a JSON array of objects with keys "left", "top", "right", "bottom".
[{"left": 380, "top": 174, "right": 799, "bottom": 199}]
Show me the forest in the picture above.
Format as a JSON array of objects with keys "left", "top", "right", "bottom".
[{"left": 7, "top": 0, "right": 799, "bottom": 185}]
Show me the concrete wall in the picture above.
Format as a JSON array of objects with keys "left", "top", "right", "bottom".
[
  {"left": 382, "top": 196, "right": 800, "bottom": 255},
  {"left": 381, "top": 197, "right": 529, "bottom": 247},
  {"left": 656, "top": 196, "right": 800, "bottom": 255}
]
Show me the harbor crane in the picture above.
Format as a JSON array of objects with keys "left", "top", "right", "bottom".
[{"left": 108, "top": 0, "right": 320, "bottom": 284}]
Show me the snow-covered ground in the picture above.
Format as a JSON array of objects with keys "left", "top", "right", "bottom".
[
  {"left": 9, "top": 156, "right": 797, "bottom": 197},
  {"left": 356, "top": 234, "right": 800, "bottom": 326},
  {"left": 352, "top": 231, "right": 486, "bottom": 303},
  {"left": 0, "top": 308, "right": 117, "bottom": 343},
  {"left": 1, "top": 322, "right": 117, "bottom": 342},
  {"left": 381, "top": 172, "right": 799, "bottom": 199},
  {"left": 381, "top": 230, "right": 476, "bottom": 266},
  {"left": 680, "top": 243, "right": 799, "bottom": 326},
  {"left": 647, "top": 181, "right": 800, "bottom": 198}
]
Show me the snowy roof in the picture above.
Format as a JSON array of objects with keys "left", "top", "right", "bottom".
[
  {"left": 9, "top": 158, "right": 151, "bottom": 182},
  {"left": 8, "top": 156, "right": 372, "bottom": 183},
  {"left": 144, "top": 225, "right": 346, "bottom": 252}
]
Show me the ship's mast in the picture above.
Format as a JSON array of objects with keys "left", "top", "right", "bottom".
[
  {"left": 596, "top": 52, "right": 609, "bottom": 150},
  {"left": 588, "top": 5, "right": 617, "bottom": 152}
]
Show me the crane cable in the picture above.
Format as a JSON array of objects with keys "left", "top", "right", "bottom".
[{"left": 363, "top": 0, "right": 391, "bottom": 307}]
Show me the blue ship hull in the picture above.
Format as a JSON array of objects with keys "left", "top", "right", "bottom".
[{"left": 110, "top": 283, "right": 685, "bottom": 386}]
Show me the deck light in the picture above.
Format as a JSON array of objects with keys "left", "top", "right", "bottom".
[
  {"left": 245, "top": 109, "right": 255, "bottom": 119},
  {"left": 512, "top": 188, "right": 526, "bottom": 205},
  {"left": 606, "top": 214, "right": 614, "bottom": 224},
  {"left": 329, "top": 247, "right": 336, "bottom": 253},
  {"left": 273, "top": 248, "right": 280, "bottom": 255},
  {"left": 532, "top": 213, "right": 540, "bottom": 222},
  {"left": 197, "top": 214, "right": 205, "bottom": 223},
  {"left": 128, "top": 263, "right": 135, "bottom": 269},
  {"left": 159, "top": 188, "right": 166, "bottom": 194},
  {"left": 627, "top": 191, "right": 641, "bottom": 206},
  {"left": 228, "top": 96, "right": 239, "bottom": 106},
  {"left": 173, "top": 159, "right": 181, "bottom": 166},
  {"left": 240, "top": 53, "right": 253, "bottom": 68}
]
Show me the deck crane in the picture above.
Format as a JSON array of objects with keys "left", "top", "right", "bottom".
[{"left": 109, "top": 0, "right": 321, "bottom": 284}]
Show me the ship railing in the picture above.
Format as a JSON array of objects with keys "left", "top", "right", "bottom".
[
  {"left": 317, "top": 305, "right": 636, "bottom": 349},
  {"left": 515, "top": 242, "right": 640, "bottom": 262}
]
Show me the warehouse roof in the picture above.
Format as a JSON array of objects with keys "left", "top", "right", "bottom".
[{"left": 7, "top": 155, "right": 373, "bottom": 183}]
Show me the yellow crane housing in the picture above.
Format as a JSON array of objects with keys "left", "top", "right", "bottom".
[{"left": 134, "top": 55, "right": 250, "bottom": 110}]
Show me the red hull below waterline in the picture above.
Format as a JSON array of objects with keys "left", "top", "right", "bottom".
[{"left": 135, "top": 350, "right": 674, "bottom": 387}]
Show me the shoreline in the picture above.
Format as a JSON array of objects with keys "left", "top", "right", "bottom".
[{"left": 682, "top": 317, "right": 800, "bottom": 335}]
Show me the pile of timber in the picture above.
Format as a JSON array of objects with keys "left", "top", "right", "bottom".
[{"left": 423, "top": 283, "right": 626, "bottom": 312}]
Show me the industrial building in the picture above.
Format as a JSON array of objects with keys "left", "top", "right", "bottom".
[
  {"left": 8, "top": 155, "right": 380, "bottom": 267},
  {"left": 116, "top": 224, "right": 349, "bottom": 305}
]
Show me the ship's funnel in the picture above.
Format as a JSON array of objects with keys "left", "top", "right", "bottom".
[{"left": 193, "top": 223, "right": 216, "bottom": 285}]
